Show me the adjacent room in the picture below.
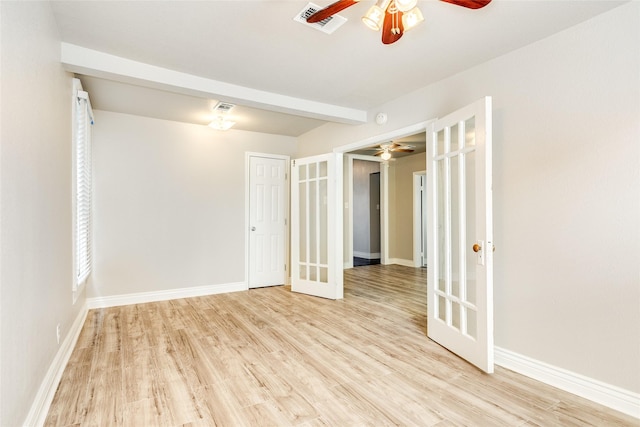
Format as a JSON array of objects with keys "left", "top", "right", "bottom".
[{"left": 1, "top": 1, "right": 638, "bottom": 426}]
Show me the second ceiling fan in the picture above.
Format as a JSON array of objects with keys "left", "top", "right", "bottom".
[{"left": 307, "top": 0, "right": 491, "bottom": 45}]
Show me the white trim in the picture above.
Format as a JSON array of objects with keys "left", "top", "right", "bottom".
[
  {"left": 334, "top": 121, "right": 430, "bottom": 274},
  {"left": 245, "top": 152, "right": 290, "bottom": 290},
  {"left": 495, "top": 346, "right": 640, "bottom": 419},
  {"left": 86, "top": 282, "right": 246, "bottom": 309},
  {"left": 353, "top": 251, "right": 381, "bottom": 259},
  {"left": 413, "top": 171, "right": 427, "bottom": 268},
  {"left": 335, "top": 121, "right": 429, "bottom": 154},
  {"left": 380, "top": 162, "right": 389, "bottom": 265},
  {"left": 334, "top": 152, "right": 344, "bottom": 299},
  {"left": 345, "top": 156, "right": 354, "bottom": 269},
  {"left": 23, "top": 303, "right": 89, "bottom": 427},
  {"left": 346, "top": 154, "right": 386, "bottom": 270},
  {"left": 388, "top": 258, "right": 416, "bottom": 267}
]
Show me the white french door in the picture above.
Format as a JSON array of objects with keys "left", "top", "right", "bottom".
[
  {"left": 427, "top": 97, "right": 494, "bottom": 373},
  {"left": 248, "top": 155, "right": 287, "bottom": 288},
  {"left": 291, "top": 153, "right": 342, "bottom": 299}
]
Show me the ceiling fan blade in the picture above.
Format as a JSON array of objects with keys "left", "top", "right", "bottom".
[
  {"left": 439, "top": 0, "right": 492, "bottom": 9},
  {"left": 306, "top": 0, "right": 359, "bottom": 23},
  {"left": 394, "top": 149, "right": 415, "bottom": 153},
  {"left": 381, "top": 7, "right": 403, "bottom": 45}
]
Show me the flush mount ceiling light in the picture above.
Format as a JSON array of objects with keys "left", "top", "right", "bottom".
[
  {"left": 306, "top": 0, "right": 491, "bottom": 45},
  {"left": 208, "top": 116, "right": 236, "bottom": 131},
  {"left": 208, "top": 101, "right": 236, "bottom": 131}
]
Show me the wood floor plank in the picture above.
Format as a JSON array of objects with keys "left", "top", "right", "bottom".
[{"left": 45, "top": 264, "right": 638, "bottom": 426}]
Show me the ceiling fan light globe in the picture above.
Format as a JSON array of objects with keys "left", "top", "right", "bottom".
[
  {"left": 402, "top": 7, "right": 424, "bottom": 31},
  {"left": 381, "top": 151, "right": 392, "bottom": 161},
  {"left": 362, "top": 5, "right": 384, "bottom": 31},
  {"left": 395, "top": 0, "right": 418, "bottom": 12}
]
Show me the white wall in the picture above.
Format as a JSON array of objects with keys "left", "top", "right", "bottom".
[
  {"left": 0, "top": 2, "right": 83, "bottom": 425},
  {"left": 388, "top": 153, "right": 426, "bottom": 262},
  {"left": 298, "top": 3, "right": 640, "bottom": 394},
  {"left": 91, "top": 111, "right": 296, "bottom": 298}
]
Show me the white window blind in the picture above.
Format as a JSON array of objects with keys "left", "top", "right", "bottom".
[{"left": 74, "top": 83, "right": 94, "bottom": 288}]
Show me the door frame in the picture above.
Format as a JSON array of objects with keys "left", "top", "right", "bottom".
[
  {"left": 334, "top": 121, "right": 431, "bottom": 270},
  {"left": 245, "top": 152, "right": 290, "bottom": 290},
  {"left": 345, "top": 154, "right": 386, "bottom": 269},
  {"left": 413, "top": 170, "right": 427, "bottom": 268}
]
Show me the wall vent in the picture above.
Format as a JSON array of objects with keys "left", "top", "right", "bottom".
[{"left": 293, "top": 2, "right": 348, "bottom": 34}]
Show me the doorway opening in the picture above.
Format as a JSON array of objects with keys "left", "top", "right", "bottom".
[
  {"left": 352, "top": 161, "right": 381, "bottom": 267},
  {"left": 340, "top": 123, "right": 430, "bottom": 270}
]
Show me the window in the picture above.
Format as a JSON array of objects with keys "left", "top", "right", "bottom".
[{"left": 73, "top": 78, "right": 94, "bottom": 300}]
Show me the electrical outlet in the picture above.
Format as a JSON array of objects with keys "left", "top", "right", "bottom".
[{"left": 56, "top": 323, "right": 61, "bottom": 344}]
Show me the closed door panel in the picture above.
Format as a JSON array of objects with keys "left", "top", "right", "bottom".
[{"left": 249, "top": 156, "right": 286, "bottom": 288}]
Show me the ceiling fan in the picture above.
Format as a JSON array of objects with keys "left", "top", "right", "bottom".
[
  {"left": 307, "top": 0, "right": 491, "bottom": 45},
  {"left": 369, "top": 142, "right": 415, "bottom": 160}
]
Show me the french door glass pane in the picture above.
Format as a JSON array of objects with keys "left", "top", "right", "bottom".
[
  {"left": 319, "top": 160, "right": 327, "bottom": 178},
  {"left": 437, "top": 128, "right": 446, "bottom": 156},
  {"left": 309, "top": 178, "right": 317, "bottom": 263},
  {"left": 451, "top": 155, "right": 460, "bottom": 299},
  {"left": 467, "top": 308, "right": 477, "bottom": 339},
  {"left": 451, "top": 123, "right": 460, "bottom": 152},
  {"left": 319, "top": 176, "right": 328, "bottom": 266},
  {"left": 438, "top": 296, "right": 446, "bottom": 322},
  {"left": 465, "top": 149, "right": 477, "bottom": 306},
  {"left": 452, "top": 301, "right": 461, "bottom": 330},
  {"left": 465, "top": 117, "right": 476, "bottom": 147},
  {"left": 436, "top": 156, "right": 446, "bottom": 294},
  {"left": 299, "top": 182, "right": 307, "bottom": 263}
]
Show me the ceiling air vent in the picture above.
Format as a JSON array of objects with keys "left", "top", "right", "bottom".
[
  {"left": 214, "top": 101, "right": 235, "bottom": 113},
  {"left": 293, "top": 2, "right": 348, "bottom": 35}
]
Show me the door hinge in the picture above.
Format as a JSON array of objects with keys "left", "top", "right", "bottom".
[
  {"left": 292, "top": 160, "right": 296, "bottom": 167},
  {"left": 284, "top": 218, "right": 287, "bottom": 226}
]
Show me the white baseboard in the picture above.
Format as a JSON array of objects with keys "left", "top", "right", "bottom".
[
  {"left": 387, "top": 258, "right": 415, "bottom": 267},
  {"left": 495, "top": 346, "right": 640, "bottom": 419},
  {"left": 353, "top": 251, "right": 381, "bottom": 259},
  {"left": 87, "top": 282, "right": 247, "bottom": 309},
  {"left": 23, "top": 303, "right": 89, "bottom": 427}
]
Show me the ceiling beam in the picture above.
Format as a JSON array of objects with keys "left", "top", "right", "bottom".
[{"left": 60, "top": 43, "right": 367, "bottom": 125}]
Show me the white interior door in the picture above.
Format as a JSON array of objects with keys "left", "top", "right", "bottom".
[
  {"left": 249, "top": 155, "right": 286, "bottom": 288},
  {"left": 427, "top": 97, "right": 494, "bottom": 373},
  {"left": 291, "top": 154, "right": 342, "bottom": 299}
]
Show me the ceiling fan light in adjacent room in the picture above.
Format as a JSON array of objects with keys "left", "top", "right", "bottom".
[
  {"left": 362, "top": 5, "right": 385, "bottom": 31},
  {"left": 402, "top": 6, "right": 424, "bottom": 31},
  {"left": 381, "top": 150, "right": 392, "bottom": 161},
  {"left": 394, "top": 0, "right": 418, "bottom": 12}
]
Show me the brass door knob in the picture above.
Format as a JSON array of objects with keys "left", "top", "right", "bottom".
[{"left": 472, "top": 243, "right": 481, "bottom": 253}]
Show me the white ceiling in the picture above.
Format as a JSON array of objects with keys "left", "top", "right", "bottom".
[{"left": 51, "top": 0, "right": 625, "bottom": 136}]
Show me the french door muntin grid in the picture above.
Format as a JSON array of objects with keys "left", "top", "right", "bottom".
[
  {"left": 433, "top": 118, "right": 478, "bottom": 340},
  {"left": 298, "top": 160, "right": 329, "bottom": 284}
]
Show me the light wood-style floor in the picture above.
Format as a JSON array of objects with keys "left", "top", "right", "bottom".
[{"left": 45, "top": 265, "right": 637, "bottom": 426}]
